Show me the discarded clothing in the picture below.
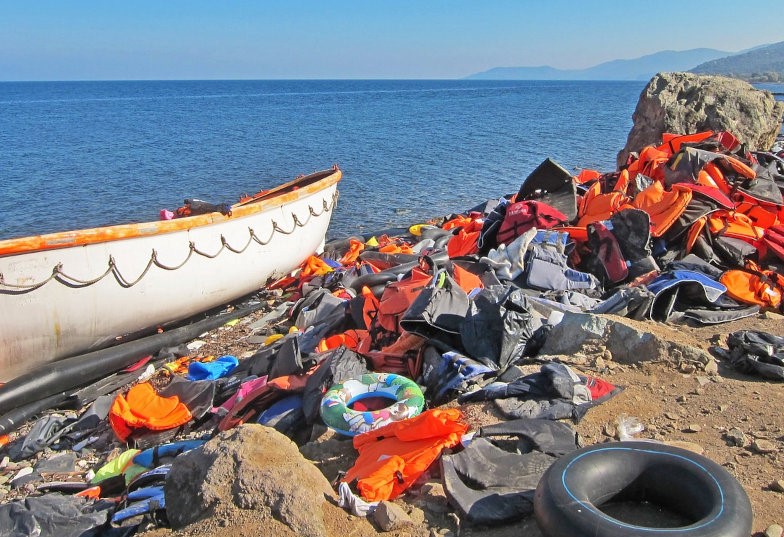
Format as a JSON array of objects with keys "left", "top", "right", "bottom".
[
  {"left": 0, "top": 494, "right": 112, "bottom": 537},
  {"left": 109, "top": 378, "right": 214, "bottom": 442},
  {"left": 459, "top": 363, "right": 620, "bottom": 422},
  {"left": 477, "top": 417, "right": 581, "bottom": 457},
  {"left": 460, "top": 284, "right": 543, "bottom": 368},
  {"left": 187, "top": 355, "right": 238, "bottom": 381},
  {"left": 725, "top": 330, "right": 784, "bottom": 380},
  {"left": 442, "top": 437, "right": 554, "bottom": 525},
  {"left": 342, "top": 408, "right": 468, "bottom": 501}
]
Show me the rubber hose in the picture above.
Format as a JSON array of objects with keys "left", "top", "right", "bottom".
[
  {"left": 0, "top": 303, "right": 264, "bottom": 416},
  {"left": 0, "top": 392, "right": 69, "bottom": 436}
]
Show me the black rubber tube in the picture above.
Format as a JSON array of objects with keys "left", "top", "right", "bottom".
[
  {"left": 0, "top": 303, "right": 264, "bottom": 416},
  {"left": 533, "top": 441, "right": 752, "bottom": 537},
  {"left": 0, "top": 392, "right": 70, "bottom": 436}
]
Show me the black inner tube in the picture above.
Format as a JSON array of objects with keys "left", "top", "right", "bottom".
[{"left": 534, "top": 441, "right": 753, "bottom": 537}]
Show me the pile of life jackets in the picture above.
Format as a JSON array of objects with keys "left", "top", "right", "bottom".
[{"left": 6, "top": 129, "right": 782, "bottom": 531}]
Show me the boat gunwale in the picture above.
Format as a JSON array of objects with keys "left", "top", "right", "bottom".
[{"left": 0, "top": 167, "right": 342, "bottom": 257}]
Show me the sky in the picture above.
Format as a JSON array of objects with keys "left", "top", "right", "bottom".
[{"left": 1, "top": 0, "right": 782, "bottom": 81}]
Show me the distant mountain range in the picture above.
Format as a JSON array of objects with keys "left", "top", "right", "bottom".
[
  {"left": 691, "top": 41, "right": 784, "bottom": 82},
  {"left": 465, "top": 43, "right": 784, "bottom": 82}
]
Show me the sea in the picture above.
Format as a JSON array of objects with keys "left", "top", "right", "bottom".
[{"left": 1, "top": 80, "right": 782, "bottom": 241}]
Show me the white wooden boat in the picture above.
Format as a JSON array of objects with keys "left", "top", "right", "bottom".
[{"left": 0, "top": 166, "right": 342, "bottom": 381}]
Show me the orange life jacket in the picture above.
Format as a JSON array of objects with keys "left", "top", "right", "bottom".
[
  {"left": 720, "top": 262, "right": 783, "bottom": 309},
  {"left": 339, "top": 239, "right": 365, "bottom": 265},
  {"left": 657, "top": 131, "right": 716, "bottom": 155},
  {"left": 576, "top": 170, "right": 633, "bottom": 227},
  {"left": 342, "top": 408, "right": 468, "bottom": 501},
  {"left": 317, "top": 329, "right": 367, "bottom": 353},
  {"left": 625, "top": 146, "right": 669, "bottom": 182},
  {"left": 707, "top": 210, "right": 764, "bottom": 244},
  {"left": 447, "top": 227, "right": 480, "bottom": 257},
  {"left": 109, "top": 382, "right": 193, "bottom": 442},
  {"left": 632, "top": 182, "right": 692, "bottom": 237}
]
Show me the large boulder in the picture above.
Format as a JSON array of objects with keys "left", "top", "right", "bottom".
[
  {"left": 164, "top": 424, "right": 335, "bottom": 537},
  {"left": 540, "top": 312, "right": 713, "bottom": 369},
  {"left": 618, "top": 72, "right": 784, "bottom": 167}
]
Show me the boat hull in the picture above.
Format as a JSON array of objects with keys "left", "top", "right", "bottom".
[{"left": 0, "top": 168, "right": 341, "bottom": 382}]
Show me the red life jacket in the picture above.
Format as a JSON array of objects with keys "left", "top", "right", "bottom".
[{"left": 496, "top": 200, "right": 567, "bottom": 245}]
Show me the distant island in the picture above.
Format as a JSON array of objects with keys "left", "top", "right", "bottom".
[
  {"left": 466, "top": 41, "right": 784, "bottom": 82},
  {"left": 691, "top": 41, "right": 784, "bottom": 83}
]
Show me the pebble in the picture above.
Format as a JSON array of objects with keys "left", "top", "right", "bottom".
[
  {"left": 765, "top": 523, "right": 783, "bottom": 537},
  {"left": 753, "top": 439, "right": 777, "bottom": 454},
  {"left": 676, "top": 395, "right": 688, "bottom": 403},
  {"left": 11, "top": 467, "right": 33, "bottom": 482},
  {"left": 407, "top": 506, "right": 426, "bottom": 525},
  {"left": 679, "top": 362, "right": 696, "bottom": 374},
  {"left": 696, "top": 376, "right": 711, "bottom": 387},
  {"left": 0, "top": 456, "right": 8, "bottom": 469},
  {"left": 770, "top": 479, "right": 784, "bottom": 493},
  {"left": 665, "top": 412, "right": 679, "bottom": 421},
  {"left": 718, "top": 404, "right": 729, "bottom": 412},
  {"left": 685, "top": 424, "right": 702, "bottom": 433},
  {"left": 373, "top": 501, "right": 412, "bottom": 532},
  {"left": 187, "top": 340, "right": 207, "bottom": 351},
  {"left": 726, "top": 428, "right": 747, "bottom": 447},
  {"left": 703, "top": 359, "right": 719, "bottom": 375}
]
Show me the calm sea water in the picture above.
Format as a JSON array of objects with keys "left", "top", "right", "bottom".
[{"left": 1, "top": 80, "right": 781, "bottom": 240}]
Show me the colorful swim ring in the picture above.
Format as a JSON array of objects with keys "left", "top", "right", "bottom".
[{"left": 320, "top": 373, "right": 425, "bottom": 436}]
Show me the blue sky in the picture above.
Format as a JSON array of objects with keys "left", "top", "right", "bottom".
[{"left": 1, "top": 0, "right": 781, "bottom": 80}]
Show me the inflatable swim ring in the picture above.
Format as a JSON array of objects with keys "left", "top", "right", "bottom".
[
  {"left": 534, "top": 441, "right": 752, "bottom": 537},
  {"left": 320, "top": 373, "right": 425, "bottom": 436}
]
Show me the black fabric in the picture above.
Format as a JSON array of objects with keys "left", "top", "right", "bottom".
[
  {"left": 14, "top": 414, "right": 70, "bottom": 460},
  {"left": 726, "top": 330, "right": 784, "bottom": 380},
  {"left": 442, "top": 438, "right": 554, "bottom": 525},
  {"left": 681, "top": 304, "right": 760, "bottom": 325},
  {"left": 68, "top": 367, "right": 148, "bottom": 409},
  {"left": 494, "top": 397, "right": 585, "bottom": 422},
  {"left": 458, "top": 363, "right": 592, "bottom": 424},
  {"left": 301, "top": 346, "right": 370, "bottom": 424},
  {"left": 157, "top": 377, "right": 215, "bottom": 420},
  {"left": 609, "top": 209, "right": 652, "bottom": 262},
  {"left": 591, "top": 287, "right": 655, "bottom": 320},
  {"left": 460, "top": 285, "right": 542, "bottom": 368},
  {"left": 738, "top": 162, "right": 784, "bottom": 205},
  {"left": 458, "top": 363, "right": 587, "bottom": 405},
  {"left": 516, "top": 158, "right": 578, "bottom": 222},
  {"left": 669, "top": 254, "right": 725, "bottom": 280},
  {"left": 400, "top": 270, "right": 470, "bottom": 346},
  {"left": 245, "top": 337, "right": 287, "bottom": 378},
  {"left": 477, "top": 417, "right": 581, "bottom": 457},
  {"left": 663, "top": 147, "right": 722, "bottom": 185},
  {"left": 0, "top": 494, "right": 112, "bottom": 537},
  {"left": 292, "top": 288, "right": 347, "bottom": 332},
  {"left": 419, "top": 350, "right": 496, "bottom": 405},
  {"left": 267, "top": 335, "right": 308, "bottom": 380},
  {"left": 477, "top": 198, "right": 509, "bottom": 254}
]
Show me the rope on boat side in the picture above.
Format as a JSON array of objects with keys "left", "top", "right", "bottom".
[{"left": 0, "top": 191, "right": 339, "bottom": 293}]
